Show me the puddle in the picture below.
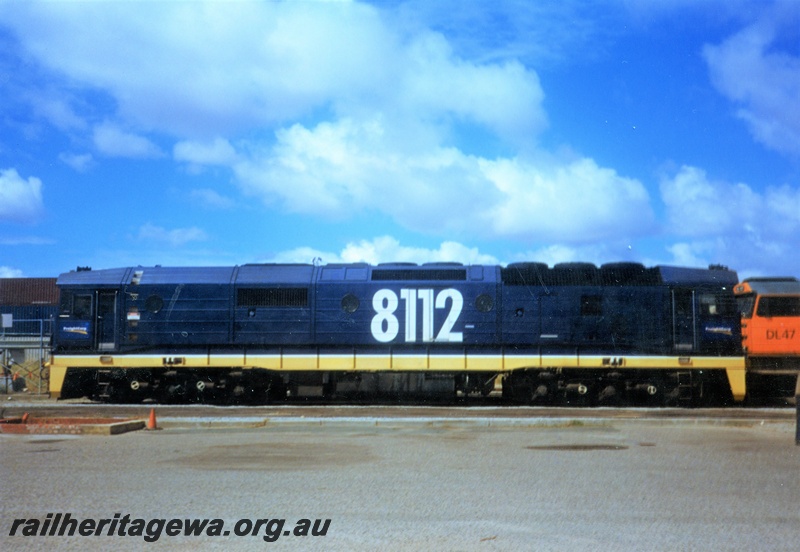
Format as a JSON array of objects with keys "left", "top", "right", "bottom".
[
  {"left": 171, "top": 442, "right": 375, "bottom": 471},
  {"left": 525, "top": 444, "right": 629, "bottom": 451}
]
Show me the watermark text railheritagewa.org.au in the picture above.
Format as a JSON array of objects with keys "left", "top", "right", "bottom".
[{"left": 8, "top": 513, "right": 330, "bottom": 543}]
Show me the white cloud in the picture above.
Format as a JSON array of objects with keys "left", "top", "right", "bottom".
[
  {"left": 0, "top": 168, "right": 44, "bottom": 222},
  {"left": 659, "top": 165, "right": 760, "bottom": 237},
  {"left": 703, "top": 5, "right": 800, "bottom": 156},
  {"left": 269, "top": 236, "right": 499, "bottom": 265},
  {"left": 234, "top": 117, "right": 416, "bottom": 216},
  {"left": 509, "top": 244, "right": 590, "bottom": 267},
  {"left": 339, "top": 236, "right": 500, "bottom": 265},
  {"left": 660, "top": 165, "right": 800, "bottom": 277},
  {"left": 93, "top": 122, "right": 162, "bottom": 158},
  {"left": 174, "top": 138, "right": 238, "bottom": 166},
  {"left": 136, "top": 223, "right": 207, "bottom": 247},
  {"left": 58, "top": 152, "right": 93, "bottom": 172},
  {"left": 30, "top": 94, "right": 87, "bottom": 132},
  {"left": 396, "top": 1, "right": 623, "bottom": 67},
  {"left": 480, "top": 156, "right": 654, "bottom": 242},
  {"left": 765, "top": 184, "right": 800, "bottom": 234},
  {"left": 0, "top": 236, "right": 54, "bottom": 245},
  {"left": 268, "top": 246, "right": 333, "bottom": 266},
  {"left": 397, "top": 31, "right": 547, "bottom": 144},
  {"left": 0, "top": 1, "right": 546, "bottom": 146},
  {"left": 233, "top": 117, "right": 653, "bottom": 243},
  {"left": 665, "top": 242, "right": 721, "bottom": 268},
  {"left": 0, "top": 266, "right": 24, "bottom": 278},
  {"left": 189, "top": 188, "right": 235, "bottom": 210},
  {"left": 660, "top": 165, "right": 800, "bottom": 238},
  {"left": 4, "top": 1, "right": 638, "bottom": 246}
]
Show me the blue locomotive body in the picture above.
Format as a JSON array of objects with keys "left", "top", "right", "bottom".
[{"left": 50, "top": 262, "right": 745, "bottom": 405}]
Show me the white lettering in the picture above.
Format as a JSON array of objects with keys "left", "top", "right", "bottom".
[
  {"left": 371, "top": 289, "right": 399, "bottom": 343},
  {"left": 435, "top": 288, "right": 463, "bottom": 342},
  {"left": 370, "top": 288, "right": 464, "bottom": 343},
  {"left": 400, "top": 289, "right": 417, "bottom": 343}
]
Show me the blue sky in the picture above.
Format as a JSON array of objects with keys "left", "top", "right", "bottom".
[{"left": 1, "top": 0, "right": 799, "bottom": 279}]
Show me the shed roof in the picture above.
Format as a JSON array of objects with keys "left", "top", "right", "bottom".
[{"left": 0, "top": 278, "right": 59, "bottom": 305}]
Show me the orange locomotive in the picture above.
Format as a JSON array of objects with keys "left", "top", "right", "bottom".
[{"left": 734, "top": 277, "right": 800, "bottom": 398}]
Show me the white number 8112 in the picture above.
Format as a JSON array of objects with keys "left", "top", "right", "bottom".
[{"left": 370, "top": 288, "right": 463, "bottom": 343}]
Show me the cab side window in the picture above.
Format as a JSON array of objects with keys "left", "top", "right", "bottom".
[
  {"left": 756, "top": 296, "right": 800, "bottom": 317},
  {"left": 700, "top": 293, "right": 736, "bottom": 316},
  {"left": 736, "top": 295, "right": 755, "bottom": 319},
  {"left": 72, "top": 295, "right": 93, "bottom": 319}
]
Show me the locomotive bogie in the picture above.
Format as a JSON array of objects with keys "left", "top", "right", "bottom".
[{"left": 502, "top": 366, "right": 736, "bottom": 407}]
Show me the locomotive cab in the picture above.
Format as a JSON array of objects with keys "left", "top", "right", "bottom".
[
  {"left": 56, "top": 268, "right": 126, "bottom": 353},
  {"left": 735, "top": 277, "right": 800, "bottom": 358},
  {"left": 734, "top": 277, "right": 800, "bottom": 398}
]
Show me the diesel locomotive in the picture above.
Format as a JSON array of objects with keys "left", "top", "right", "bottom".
[{"left": 49, "top": 261, "right": 746, "bottom": 406}]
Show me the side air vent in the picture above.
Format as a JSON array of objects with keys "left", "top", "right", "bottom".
[
  {"left": 237, "top": 288, "right": 309, "bottom": 308},
  {"left": 371, "top": 269, "right": 467, "bottom": 281}
]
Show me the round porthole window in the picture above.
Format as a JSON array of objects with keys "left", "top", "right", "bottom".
[
  {"left": 341, "top": 293, "right": 360, "bottom": 313},
  {"left": 476, "top": 293, "right": 494, "bottom": 312},
  {"left": 145, "top": 295, "right": 164, "bottom": 314}
]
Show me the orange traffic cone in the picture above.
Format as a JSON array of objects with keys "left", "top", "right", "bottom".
[{"left": 146, "top": 408, "right": 159, "bottom": 430}]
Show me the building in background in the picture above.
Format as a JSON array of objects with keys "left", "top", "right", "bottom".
[{"left": 0, "top": 278, "right": 59, "bottom": 389}]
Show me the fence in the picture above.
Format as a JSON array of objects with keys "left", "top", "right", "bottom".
[{"left": 1, "top": 316, "right": 53, "bottom": 395}]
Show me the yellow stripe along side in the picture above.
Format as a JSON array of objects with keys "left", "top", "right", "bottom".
[{"left": 49, "top": 352, "right": 747, "bottom": 401}]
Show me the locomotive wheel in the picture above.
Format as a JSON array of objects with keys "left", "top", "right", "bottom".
[
  {"left": 595, "top": 384, "right": 622, "bottom": 407},
  {"left": 125, "top": 379, "right": 150, "bottom": 403},
  {"left": 504, "top": 373, "right": 553, "bottom": 405},
  {"left": 631, "top": 381, "right": 662, "bottom": 407},
  {"left": 161, "top": 382, "right": 188, "bottom": 404},
  {"left": 563, "top": 381, "right": 592, "bottom": 407},
  {"left": 530, "top": 382, "right": 552, "bottom": 405},
  {"left": 187, "top": 376, "right": 214, "bottom": 403},
  {"left": 103, "top": 383, "right": 130, "bottom": 404},
  {"left": 507, "top": 373, "right": 535, "bottom": 404}
]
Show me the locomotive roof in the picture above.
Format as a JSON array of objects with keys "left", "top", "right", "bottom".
[
  {"left": 656, "top": 265, "right": 739, "bottom": 286},
  {"left": 736, "top": 277, "right": 800, "bottom": 295},
  {"left": 56, "top": 262, "right": 739, "bottom": 287},
  {"left": 501, "top": 262, "right": 737, "bottom": 287},
  {"left": 56, "top": 267, "right": 131, "bottom": 286},
  {"left": 57, "top": 265, "right": 316, "bottom": 286}
]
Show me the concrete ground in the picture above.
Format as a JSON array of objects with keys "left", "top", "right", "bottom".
[{"left": 1, "top": 407, "right": 799, "bottom": 551}]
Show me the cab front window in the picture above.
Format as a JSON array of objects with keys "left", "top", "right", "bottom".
[{"left": 736, "top": 294, "right": 756, "bottom": 319}]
